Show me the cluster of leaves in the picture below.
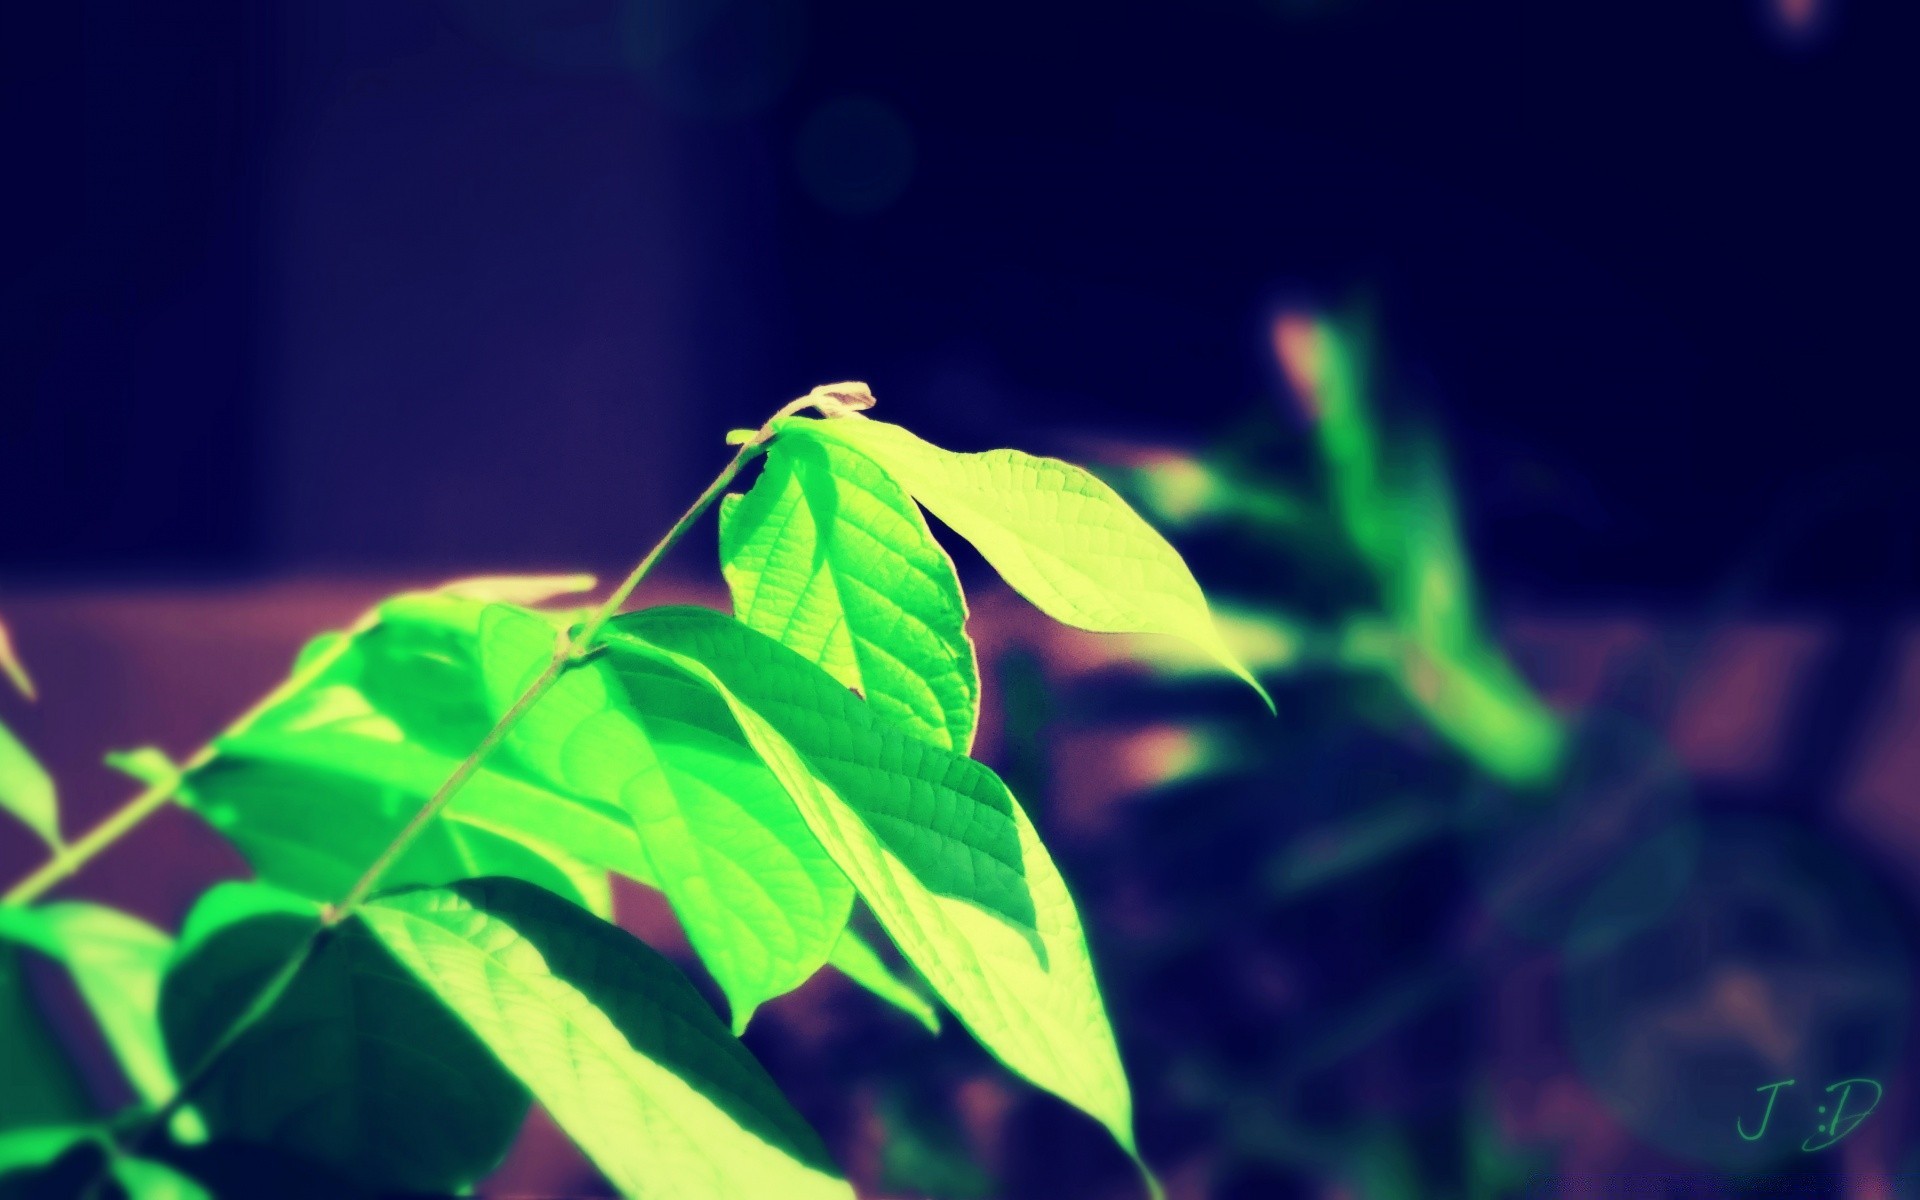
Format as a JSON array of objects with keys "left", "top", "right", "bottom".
[{"left": 0, "top": 401, "right": 1264, "bottom": 1199}]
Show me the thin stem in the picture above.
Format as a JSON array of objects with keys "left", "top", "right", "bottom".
[
  {"left": 2, "top": 628, "right": 363, "bottom": 907},
  {"left": 3, "top": 773, "right": 182, "bottom": 906},
  {"left": 323, "top": 652, "right": 570, "bottom": 921},
  {"left": 101, "top": 394, "right": 812, "bottom": 1175}
]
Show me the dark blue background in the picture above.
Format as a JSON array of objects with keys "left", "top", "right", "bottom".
[{"left": 4, "top": 0, "right": 1914, "bottom": 606}]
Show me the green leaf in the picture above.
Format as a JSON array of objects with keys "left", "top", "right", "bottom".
[
  {"left": 187, "top": 745, "right": 616, "bottom": 920},
  {"left": 0, "top": 721, "right": 58, "bottom": 849},
  {"left": 475, "top": 606, "right": 852, "bottom": 1032},
  {"left": 826, "top": 926, "right": 939, "bottom": 1035},
  {"left": 0, "top": 614, "right": 33, "bottom": 700},
  {"left": 0, "top": 947, "right": 91, "bottom": 1132},
  {"left": 109, "top": 1154, "right": 212, "bottom": 1200},
  {"left": 0, "top": 1125, "right": 94, "bottom": 1176},
  {"left": 361, "top": 877, "right": 853, "bottom": 1200},
  {"left": 608, "top": 610, "right": 1148, "bottom": 1183},
  {"left": 0, "top": 1129, "right": 214, "bottom": 1200},
  {"left": 781, "top": 415, "right": 1271, "bottom": 712},
  {"left": 103, "top": 747, "right": 181, "bottom": 792},
  {"left": 159, "top": 884, "right": 527, "bottom": 1194},
  {"left": 184, "top": 595, "right": 635, "bottom": 917},
  {"left": 0, "top": 904, "right": 175, "bottom": 1110},
  {"left": 721, "top": 431, "right": 980, "bottom": 751},
  {"left": 615, "top": 608, "right": 1038, "bottom": 944}
]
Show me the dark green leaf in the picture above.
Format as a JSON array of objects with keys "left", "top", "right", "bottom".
[
  {"left": 613, "top": 608, "right": 1037, "bottom": 943},
  {"left": 0, "top": 904, "right": 174, "bottom": 1109},
  {"left": 0, "top": 946, "right": 91, "bottom": 1132},
  {"left": 159, "top": 884, "right": 527, "bottom": 1194}
]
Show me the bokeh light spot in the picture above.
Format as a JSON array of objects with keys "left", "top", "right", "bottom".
[
  {"left": 794, "top": 95, "right": 915, "bottom": 217},
  {"left": 620, "top": 0, "right": 805, "bottom": 119}
]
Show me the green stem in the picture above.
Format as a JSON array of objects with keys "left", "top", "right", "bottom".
[
  {"left": 3, "top": 773, "right": 182, "bottom": 906},
  {"left": 1, "top": 628, "right": 364, "bottom": 907},
  {"left": 111, "top": 399, "right": 798, "bottom": 1168}
]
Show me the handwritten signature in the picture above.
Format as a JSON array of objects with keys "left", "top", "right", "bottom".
[{"left": 1737, "top": 1078, "right": 1883, "bottom": 1152}]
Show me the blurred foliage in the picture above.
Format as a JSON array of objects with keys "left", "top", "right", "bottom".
[{"left": 870, "top": 304, "right": 1571, "bottom": 1198}]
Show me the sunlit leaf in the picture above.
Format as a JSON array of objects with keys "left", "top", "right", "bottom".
[
  {"left": 476, "top": 606, "right": 852, "bottom": 1032},
  {"left": 721, "top": 431, "right": 979, "bottom": 751},
  {"left": 781, "top": 415, "right": 1270, "bottom": 712},
  {"left": 183, "top": 596, "right": 631, "bottom": 917},
  {"left": 0, "top": 903, "right": 174, "bottom": 1109},
  {"left": 0, "top": 722, "right": 57, "bottom": 849},
  {"left": 615, "top": 608, "right": 1037, "bottom": 942},
  {"left": 159, "top": 884, "right": 527, "bottom": 1194},
  {"left": 826, "top": 925, "right": 939, "bottom": 1035},
  {"left": 609, "top": 610, "right": 1148, "bottom": 1185},
  {"left": 188, "top": 744, "right": 615, "bottom": 919},
  {"left": 362, "top": 877, "right": 853, "bottom": 1200}
]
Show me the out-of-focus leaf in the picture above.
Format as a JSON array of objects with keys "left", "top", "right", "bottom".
[
  {"left": 102, "top": 747, "right": 180, "bottom": 792},
  {"left": 874, "top": 1084, "right": 995, "bottom": 1200},
  {"left": 0, "top": 1125, "right": 94, "bottom": 1176},
  {"left": 0, "top": 1127, "right": 212, "bottom": 1200},
  {"left": 431, "top": 572, "right": 597, "bottom": 607},
  {"left": 0, "top": 947, "right": 91, "bottom": 1132},
  {"left": 610, "top": 610, "right": 1150, "bottom": 1188},
  {"left": 782, "top": 415, "right": 1270, "bottom": 713},
  {"left": 477, "top": 606, "right": 852, "bottom": 1033},
  {"left": 826, "top": 925, "right": 939, "bottom": 1035},
  {"left": 1380, "top": 440, "right": 1564, "bottom": 785},
  {"left": 362, "top": 877, "right": 853, "bottom": 1200},
  {"left": 721, "top": 430, "right": 979, "bottom": 751},
  {"left": 0, "top": 616, "right": 32, "bottom": 700},
  {"left": 158, "top": 883, "right": 526, "bottom": 1194},
  {"left": 0, "top": 721, "right": 58, "bottom": 849},
  {"left": 109, "top": 1153, "right": 211, "bottom": 1200},
  {"left": 0, "top": 1128, "right": 101, "bottom": 1198},
  {"left": 0, "top": 904, "right": 174, "bottom": 1109}
]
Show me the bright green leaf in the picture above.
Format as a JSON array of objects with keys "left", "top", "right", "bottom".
[
  {"left": 0, "top": 1125, "right": 93, "bottom": 1176},
  {"left": 781, "top": 415, "right": 1270, "bottom": 712},
  {"left": 183, "top": 595, "right": 633, "bottom": 917},
  {"left": 0, "top": 721, "right": 57, "bottom": 849},
  {"left": 110, "top": 1153, "right": 212, "bottom": 1200},
  {"left": 475, "top": 606, "right": 851, "bottom": 1032},
  {"left": 615, "top": 608, "right": 1037, "bottom": 944},
  {"left": 0, "top": 903, "right": 175, "bottom": 1110},
  {"left": 103, "top": 746, "right": 180, "bottom": 792},
  {"left": 721, "top": 432, "right": 980, "bottom": 751},
  {"left": 159, "top": 885, "right": 527, "bottom": 1194},
  {"left": 362, "top": 877, "right": 853, "bottom": 1200},
  {"left": 826, "top": 925, "right": 939, "bottom": 1035},
  {"left": 608, "top": 610, "right": 1149, "bottom": 1185},
  {"left": 185, "top": 751, "right": 612, "bottom": 918}
]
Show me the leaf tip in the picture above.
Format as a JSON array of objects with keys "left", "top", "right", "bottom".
[{"left": 0, "top": 615, "right": 36, "bottom": 701}]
